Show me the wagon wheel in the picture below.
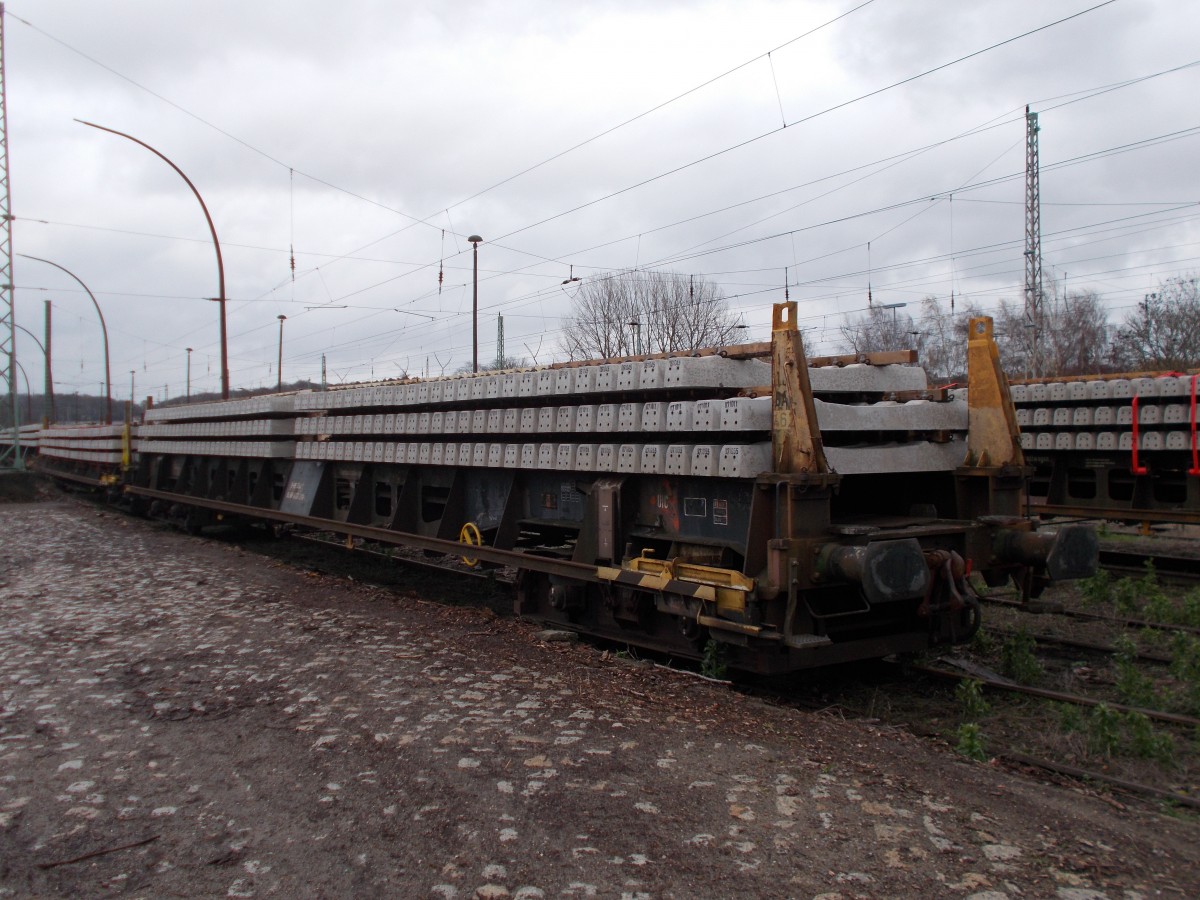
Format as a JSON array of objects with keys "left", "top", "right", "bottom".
[{"left": 458, "top": 521, "right": 483, "bottom": 568}]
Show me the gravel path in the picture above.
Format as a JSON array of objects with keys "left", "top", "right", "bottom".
[{"left": 1, "top": 499, "right": 1197, "bottom": 898}]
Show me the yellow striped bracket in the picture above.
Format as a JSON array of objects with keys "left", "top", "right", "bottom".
[{"left": 596, "top": 552, "right": 754, "bottom": 615}]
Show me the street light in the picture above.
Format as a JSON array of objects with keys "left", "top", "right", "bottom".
[
  {"left": 18, "top": 254, "right": 111, "bottom": 424},
  {"left": 13, "top": 323, "right": 50, "bottom": 424},
  {"left": 878, "top": 302, "right": 906, "bottom": 326},
  {"left": 77, "top": 119, "right": 230, "bottom": 400},
  {"left": 276, "top": 315, "right": 287, "bottom": 392},
  {"left": 468, "top": 235, "right": 483, "bottom": 373},
  {"left": 13, "top": 358, "right": 32, "bottom": 424},
  {"left": 186, "top": 348, "right": 193, "bottom": 403},
  {"left": 628, "top": 320, "right": 642, "bottom": 356}
]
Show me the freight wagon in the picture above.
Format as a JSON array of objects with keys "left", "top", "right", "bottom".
[{"left": 26, "top": 304, "right": 1096, "bottom": 672}]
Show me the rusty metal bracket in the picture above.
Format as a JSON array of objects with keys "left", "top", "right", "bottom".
[
  {"left": 771, "top": 301, "right": 829, "bottom": 475},
  {"left": 964, "top": 316, "right": 1023, "bottom": 468}
]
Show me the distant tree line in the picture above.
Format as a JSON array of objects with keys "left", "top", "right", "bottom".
[
  {"left": 0, "top": 379, "right": 323, "bottom": 429},
  {"left": 838, "top": 274, "right": 1200, "bottom": 382},
  {"left": 154, "top": 379, "right": 321, "bottom": 409},
  {"left": 0, "top": 392, "right": 132, "bottom": 429}
]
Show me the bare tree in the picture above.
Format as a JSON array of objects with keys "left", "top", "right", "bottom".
[
  {"left": 846, "top": 296, "right": 1009, "bottom": 383},
  {"left": 849, "top": 280, "right": 1118, "bottom": 382},
  {"left": 1112, "top": 275, "right": 1200, "bottom": 371},
  {"left": 559, "top": 270, "right": 741, "bottom": 360},
  {"left": 839, "top": 304, "right": 918, "bottom": 355},
  {"left": 925, "top": 292, "right": 1111, "bottom": 380},
  {"left": 915, "top": 296, "right": 968, "bottom": 382},
  {"left": 1039, "top": 288, "right": 1110, "bottom": 376}
]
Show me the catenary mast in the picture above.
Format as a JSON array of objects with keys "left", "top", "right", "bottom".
[
  {"left": 1023, "top": 105, "right": 1044, "bottom": 379},
  {"left": 0, "top": 3, "right": 21, "bottom": 469}
]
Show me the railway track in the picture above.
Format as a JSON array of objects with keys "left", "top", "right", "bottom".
[
  {"left": 735, "top": 654, "right": 1200, "bottom": 813},
  {"left": 981, "top": 594, "right": 1200, "bottom": 637},
  {"left": 910, "top": 661, "right": 1200, "bottom": 810},
  {"left": 912, "top": 661, "right": 1200, "bottom": 730},
  {"left": 983, "top": 625, "right": 1172, "bottom": 664},
  {"left": 1098, "top": 548, "right": 1200, "bottom": 584}
]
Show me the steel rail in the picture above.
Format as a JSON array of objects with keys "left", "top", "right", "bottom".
[
  {"left": 1098, "top": 548, "right": 1200, "bottom": 584},
  {"left": 983, "top": 626, "right": 1172, "bottom": 664},
  {"left": 1032, "top": 503, "right": 1200, "bottom": 527},
  {"left": 999, "top": 750, "right": 1200, "bottom": 810},
  {"left": 912, "top": 663, "right": 1200, "bottom": 729},
  {"left": 980, "top": 595, "right": 1200, "bottom": 637}
]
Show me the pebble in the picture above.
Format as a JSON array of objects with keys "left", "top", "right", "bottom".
[{"left": 536, "top": 630, "right": 578, "bottom": 643}]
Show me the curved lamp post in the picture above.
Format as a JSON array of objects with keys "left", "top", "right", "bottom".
[
  {"left": 13, "top": 357, "right": 32, "bottom": 424},
  {"left": 13, "top": 322, "right": 50, "bottom": 421},
  {"left": 76, "top": 119, "right": 229, "bottom": 400},
  {"left": 18, "top": 254, "right": 111, "bottom": 424}
]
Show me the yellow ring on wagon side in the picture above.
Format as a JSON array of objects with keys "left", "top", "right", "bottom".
[{"left": 459, "top": 522, "right": 482, "bottom": 568}]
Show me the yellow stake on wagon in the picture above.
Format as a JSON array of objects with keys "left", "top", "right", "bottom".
[{"left": 964, "top": 316, "right": 1024, "bottom": 468}]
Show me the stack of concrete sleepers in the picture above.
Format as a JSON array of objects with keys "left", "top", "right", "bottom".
[
  {"left": 37, "top": 423, "right": 127, "bottom": 465},
  {"left": 1011, "top": 376, "right": 1198, "bottom": 454},
  {"left": 289, "top": 356, "right": 961, "bottom": 478},
  {"left": 140, "top": 394, "right": 296, "bottom": 459}
]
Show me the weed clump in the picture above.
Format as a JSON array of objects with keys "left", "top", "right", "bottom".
[
  {"left": 701, "top": 639, "right": 727, "bottom": 680},
  {"left": 1126, "top": 712, "right": 1176, "bottom": 763},
  {"left": 1113, "top": 634, "right": 1160, "bottom": 708},
  {"left": 1170, "top": 633, "right": 1200, "bottom": 716},
  {"left": 955, "top": 723, "right": 987, "bottom": 761},
  {"left": 956, "top": 678, "right": 990, "bottom": 722},
  {"left": 1079, "top": 570, "right": 1113, "bottom": 607},
  {"left": 1001, "top": 629, "right": 1042, "bottom": 684},
  {"left": 1085, "top": 562, "right": 1197, "bottom": 627},
  {"left": 1088, "top": 703, "right": 1122, "bottom": 757},
  {"left": 1057, "top": 702, "right": 1083, "bottom": 734}
]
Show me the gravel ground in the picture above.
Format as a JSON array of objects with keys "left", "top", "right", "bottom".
[{"left": 1, "top": 497, "right": 1198, "bottom": 898}]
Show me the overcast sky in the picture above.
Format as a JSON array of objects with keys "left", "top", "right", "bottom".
[{"left": 6, "top": 0, "right": 1198, "bottom": 402}]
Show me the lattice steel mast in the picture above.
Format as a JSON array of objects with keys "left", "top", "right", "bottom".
[
  {"left": 1023, "top": 104, "right": 1044, "bottom": 379},
  {"left": 0, "top": 3, "right": 21, "bottom": 469}
]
